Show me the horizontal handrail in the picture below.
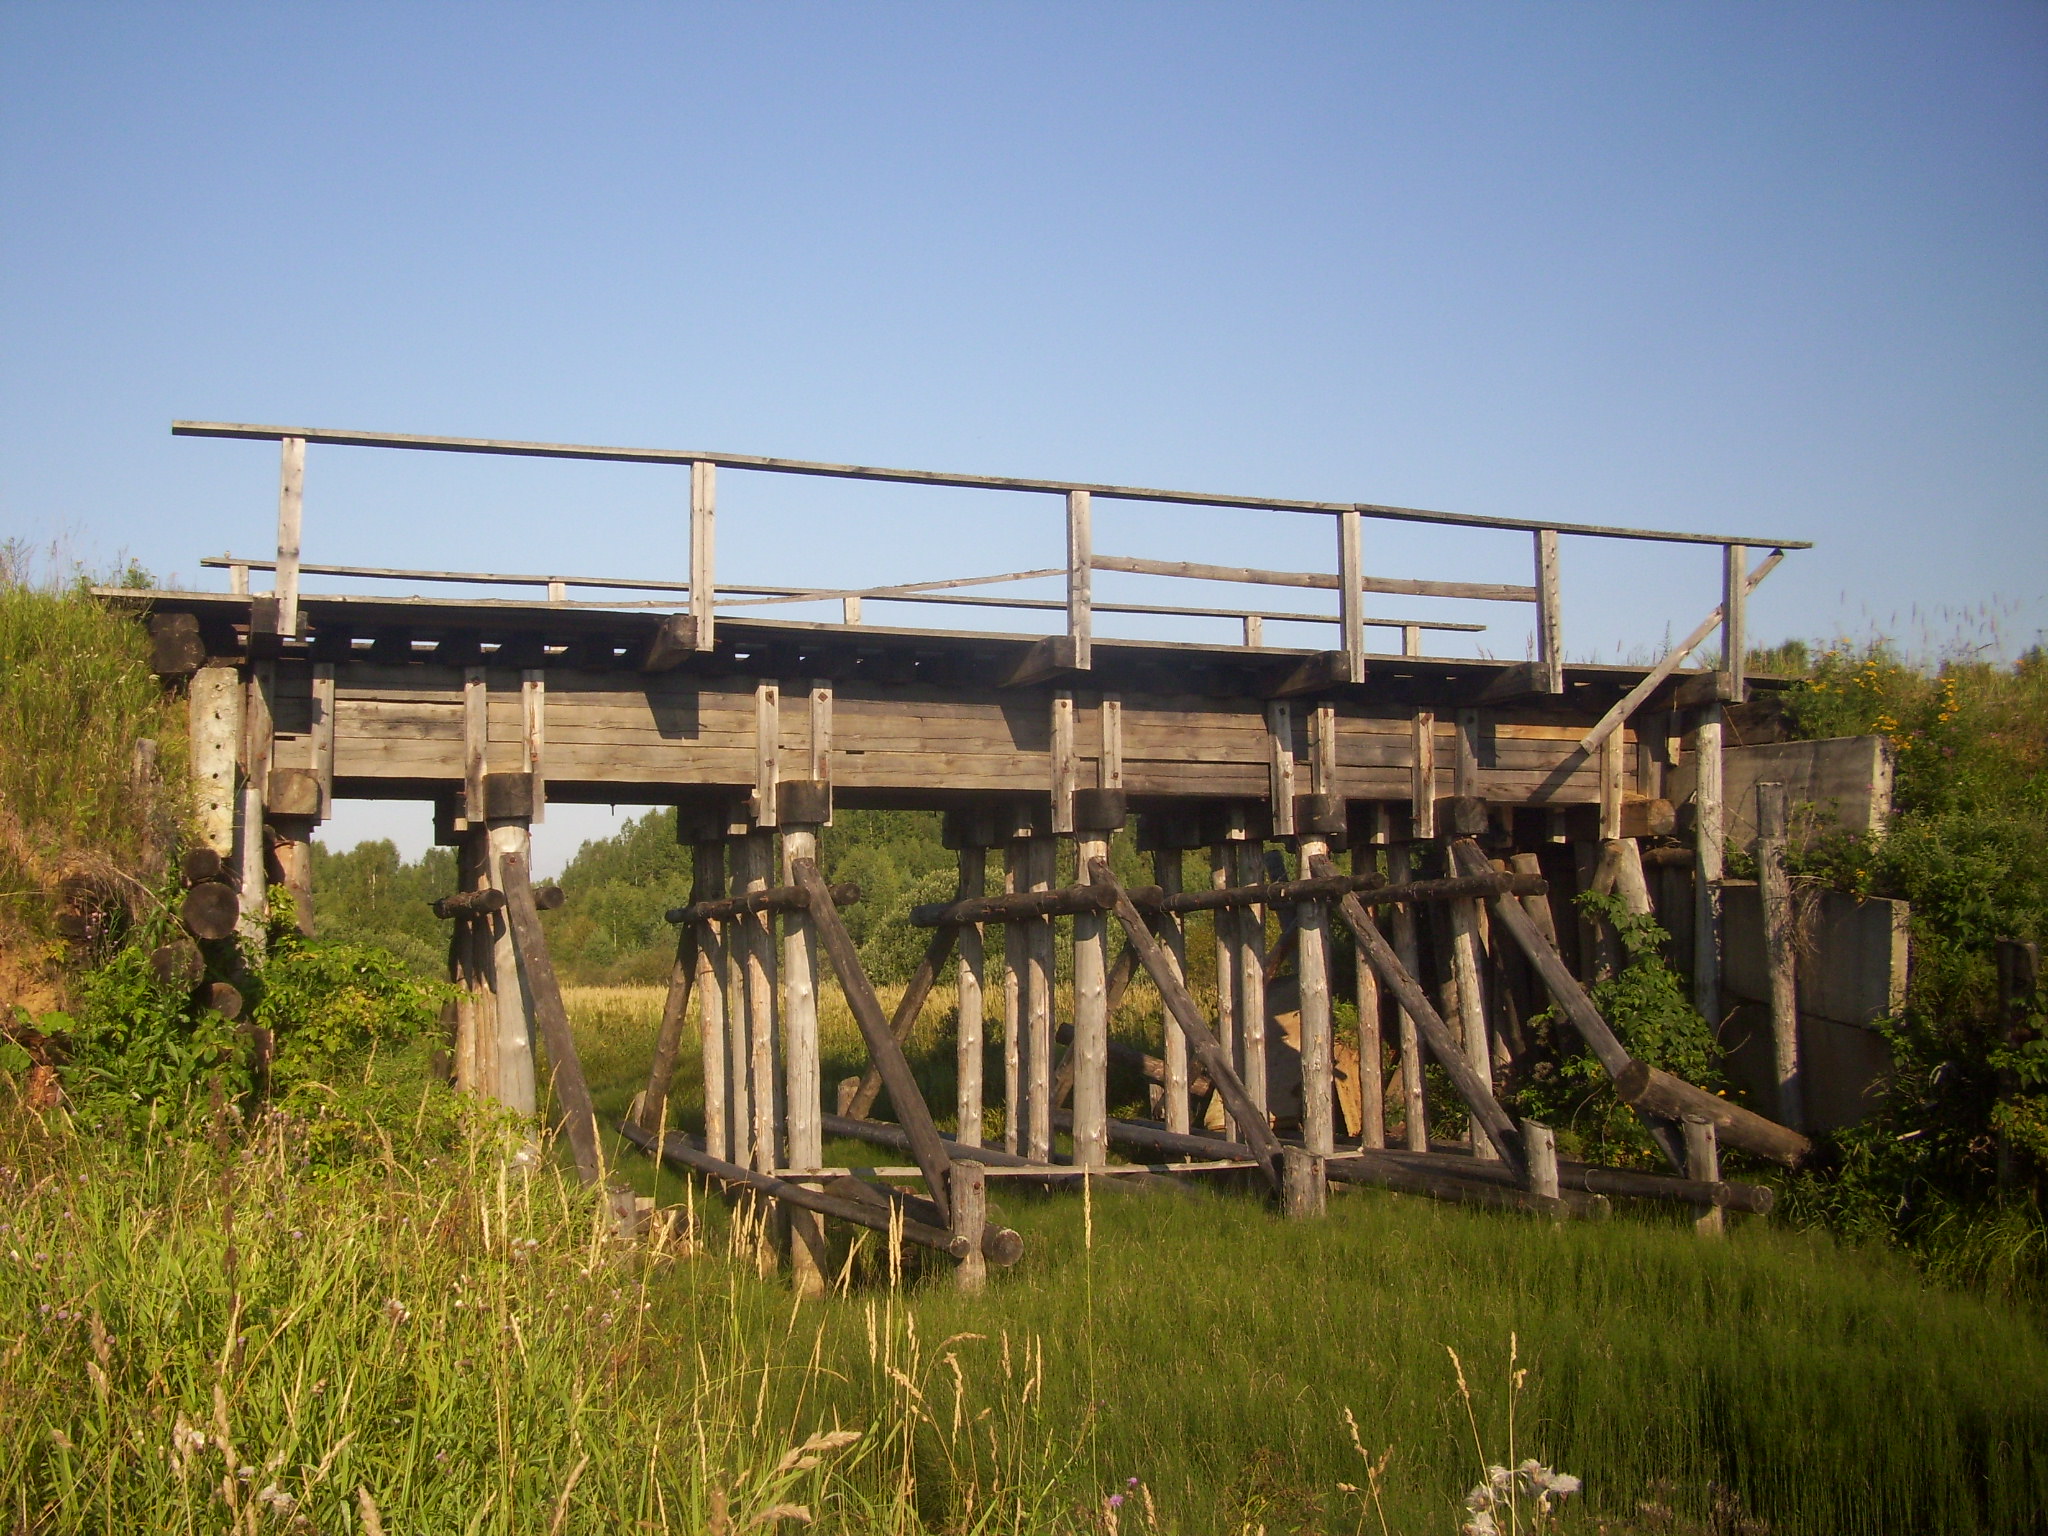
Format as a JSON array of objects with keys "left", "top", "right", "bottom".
[
  {"left": 173, "top": 420, "right": 1811, "bottom": 549},
  {"left": 196, "top": 555, "right": 1488, "bottom": 635}
]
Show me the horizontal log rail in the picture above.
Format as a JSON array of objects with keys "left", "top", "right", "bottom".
[
  {"left": 174, "top": 422, "right": 1810, "bottom": 546},
  {"left": 909, "top": 869, "right": 1542, "bottom": 929},
  {"left": 664, "top": 880, "right": 859, "bottom": 926},
  {"left": 1364, "top": 1145, "right": 1776, "bottom": 1214},
  {"left": 1072, "top": 1115, "right": 1586, "bottom": 1216},
  {"left": 1614, "top": 1062, "right": 1812, "bottom": 1168},
  {"left": 822, "top": 1175, "right": 1025, "bottom": 1267},
  {"left": 195, "top": 555, "right": 1490, "bottom": 637},
  {"left": 1094, "top": 553, "right": 1538, "bottom": 604},
  {"left": 618, "top": 1121, "right": 968, "bottom": 1257}
]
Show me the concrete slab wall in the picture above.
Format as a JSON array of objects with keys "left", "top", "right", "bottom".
[{"left": 1722, "top": 881, "right": 1909, "bottom": 1027}]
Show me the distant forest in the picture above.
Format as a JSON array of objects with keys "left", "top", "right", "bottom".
[{"left": 314, "top": 807, "right": 1185, "bottom": 988}]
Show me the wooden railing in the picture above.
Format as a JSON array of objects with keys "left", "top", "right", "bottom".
[{"left": 173, "top": 420, "right": 1808, "bottom": 680}]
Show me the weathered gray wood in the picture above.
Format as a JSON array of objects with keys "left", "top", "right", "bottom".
[
  {"left": 1338, "top": 507, "right": 1365, "bottom": 678},
  {"left": 1721, "top": 544, "right": 1748, "bottom": 704},
  {"left": 1268, "top": 701, "right": 1297, "bottom": 837},
  {"left": 1693, "top": 704, "right": 1725, "bottom": 1024},
  {"left": 1600, "top": 730, "right": 1625, "bottom": 840},
  {"left": 238, "top": 664, "right": 273, "bottom": 945},
  {"left": 1210, "top": 844, "right": 1238, "bottom": 1137},
  {"left": 1093, "top": 553, "right": 1537, "bottom": 603},
  {"left": 180, "top": 881, "right": 240, "bottom": 942},
  {"left": 1313, "top": 854, "right": 1528, "bottom": 1181},
  {"left": 781, "top": 826, "right": 823, "bottom": 1183},
  {"left": 1232, "top": 839, "right": 1268, "bottom": 1115},
  {"left": 1002, "top": 843, "right": 1024, "bottom": 1155},
  {"left": 690, "top": 460, "right": 716, "bottom": 651},
  {"left": 753, "top": 682, "right": 779, "bottom": 827},
  {"left": 1072, "top": 832, "right": 1111, "bottom": 1168},
  {"left": 1388, "top": 844, "right": 1427, "bottom": 1152},
  {"left": 1449, "top": 837, "right": 1687, "bottom": 1172},
  {"left": 176, "top": 421, "right": 1812, "bottom": 548},
  {"left": 1684, "top": 1116, "right": 1724, "bottom": 1236},
  {"left": 498, "top": 849, "right": 602, "bottom": 1186},
  {"left": 1296, "top": 836, "right": 1335, "bottom": 1157},
  {"left": 520, "top": 670, "right": 546, "bottom": 822},
  {"left": 1574, "top": 550, "right": 1786, "bottom": 756},
  {"left": 665, "top": 880, "right": 860, "bottom": 925},
  {"left": 1411, "top": 709, "right": 1436, "bottom": 838},
  {"left": 1025, "top": 837, "right": 1056, "bottom": 1162},
  {"left": 188, "top": 667, "right": 241, "bottom": 858},
  {"left": 275, "top": 436, "right": 305, "bottom": 639},
  {"left": 1534, "top": 529, "right": 1563, "bottom": 693},
  {"left": 1524, "top": 1121, "right": 1559, "bottom": 1200},
  {"left": 1449, "top": 895, "right": 1495, "bottom": 1160},
  {"left": 621, "top": 1121, "right": 967, "bottom": 1258},
  {"left": 1753, "top": 780, "right": 1804, "bottom": 1132},
  {"left": 1353, "top": 843, "right": 1386, "bottom": 1149},
  {"left": 953, "top": 1163, "right": 989, "bottom": 1291},
  {"left": 431, "top": 888, "right": 507, "bottom": 918},
  {"left": 1088, "top": 857, "right": 1285, "bottom": 1190},
  {"left": 1050, "top": 692, "right": 1076, "bottom": 832},
  {"left": 736, "top": 832, "right": 779, "bottom": 1172},
  {"left": 819, "top": 1173, "right": 1024, "bottom": 1268},
  {"left": 1281, "top": 1146, "right": 1327, "bottom": 1217},
  {"left": 1614, "top": 1061, "right": 1810, "bottom": 1166},
  {"left": 792, "top": 859, "right": 953, "bottom": 1222},
  {"left": 955, "top": 846, "right": 987, "bottom": 1148},
  {"left": 462, "top": 667, "right": 487, "bottom": 824},
  {"left": 310, "top": 663, "right": 336, "bottom": 817},
  {"left": 1067, "top": 490, "right": 1093, "bottom": 669},
  {"left": 1156, "top": 845, "right": 1192, "bottom": 1134}
]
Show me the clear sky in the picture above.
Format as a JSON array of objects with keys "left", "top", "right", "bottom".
[{"left": 4, "top": 3, "right": 2042, "bottom": 869}]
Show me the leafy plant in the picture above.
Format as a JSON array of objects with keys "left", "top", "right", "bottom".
[{"left": 1510, "top": 893, "right": 1724, "bottom": 1168}]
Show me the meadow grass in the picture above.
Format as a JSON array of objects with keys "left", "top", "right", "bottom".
[
  {"left": 8, "top": 990, "right": 2045, "bottom": 1534},
  {"left": 565, "top": 986, "right": 2048, "bottom": 1534}
]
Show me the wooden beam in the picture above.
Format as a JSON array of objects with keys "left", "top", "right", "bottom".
[
  {"left": 1753, "top": 780, "right": 1803, "bottom": 1132},
  {"left": 1447, "top": 837, "right": 1688, "bottom": 1172},
  {"left": 1573, "top": 550, "right": 1785, "bottom": 756},
  {"left": 521, "top": 670, "right": 546, "bottom": 822},
  {"left": 791, "top": 859, "right": 954, "bottom": 1222},
  {"left": 1311, "top": 854, "right": 1527, "bottom": 1182},
  {"left": 690, "top": 459, "right": 716, "bottom": 651},
  {"left": 1067, "top": 489, "right": 1092, "bottom": 669},
  {"left": 1410, "top": 709, "right": 1436, "bottom": 839},
  {"left": 309, "top": 662, "right": 335, "bottom": 818},
  {"left": 1721, "top": 543, "right": 1748, "bottom": 703},
  {"left": 275, "top": 436, "right": 305, "bottom": 639},
  {"left": 176, "top": 421, "right": 1813, "bottom": 547},
  {"left": 1693, "top": 704, "right": 1725, "bottom": 1025},
  {"left": 1094, "top": 553, "right": 1537, "bottom": 603},
  {"left": 955, "top": 847, "right": 988, "bottom": 1148},
  {"left": 1088, "top": 858, "right": 1284, "bottom": 1190},
  {"left": 845, "top": 922, "right": 959, "bottom": 1120},
  {"left": 1338, "top": 507, "right": 1365, "bottom": 679},
  {"left": 1534, "top": 528, "right": 1562, "bottom": 694},
  {"left": 498, "top": 850, "right": 603, "bottom": 1187}
]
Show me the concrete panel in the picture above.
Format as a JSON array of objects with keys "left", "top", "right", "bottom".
[
  {"left": 1722, "top": 882, "right": 1908, "bottom": 1027},
  {"left": 1717, "top": 1001, "right": 1893, "bottom": 1136},
  {"left": 1723, "top": 736, "right": 1893, "bottom": 848}
]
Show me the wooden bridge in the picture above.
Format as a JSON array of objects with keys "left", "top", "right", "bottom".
[{"left": 108, "top": 420, "right": 1816, "bottom": 1290}]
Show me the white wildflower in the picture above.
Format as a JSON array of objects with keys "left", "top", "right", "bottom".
[
  {"left": 256, "top": 1483, "right": 296, "bottom": 1513},
  {"left": 1461, "top": 1512, "right": 1499, "bottom": 1536}
]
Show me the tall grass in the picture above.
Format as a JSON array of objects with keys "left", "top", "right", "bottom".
[
  {"left": 0, "top": 545, "right": 186, "bottom": 955},
  {"left": 564, "top": 986, "right": 2048, "bottom": 1534}
]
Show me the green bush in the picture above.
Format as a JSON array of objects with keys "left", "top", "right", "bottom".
[{"left": 1509, "top": 892, "right": 1724, "bottom": 1167}]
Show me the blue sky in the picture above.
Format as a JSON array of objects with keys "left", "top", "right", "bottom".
[{"left": 4, "top": 3, "right": 2042, "bottom": 868}]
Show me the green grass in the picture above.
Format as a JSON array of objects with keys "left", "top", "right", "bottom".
[
  {"left": 573, "top": 986, "right": 2047, "bottom": 1534},
  {"left": 0, "top": 549, "right": 186, "bottom": 957}
]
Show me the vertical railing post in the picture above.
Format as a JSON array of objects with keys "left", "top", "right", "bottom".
[
  {"left": 1721, "top": 543, "right": 1748, "bottom": 703},
  {"left": 1692, "top": 704, "right": 1725, "bottom": 1026},
  {"left": 690, "top": 460, "right": 717, "bottom": 651},
  {"left": 275, "top": 436, "right": 305, "bottom": 639},
  {"left": 1534, "top": 529, "right": 1563, "bottom": 694},
  {"left": 1338, "top": 507, "right": 1364, "bottom": 679},
  {"left": 1066, "top": 489, "right": 1093, "bottom": 669}
]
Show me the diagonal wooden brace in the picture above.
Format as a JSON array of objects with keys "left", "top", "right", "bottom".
[
  {"left": 793, "top": 858, "right": 954, "bottom": 1223},
  {"left": 1087, "top": 858, "right": 1284, "bottom": 1191},
  {"left": 1447, "top": 837, "right": 1689, "bottom": 1172},
  {"left": 635, "top": 923, "right": 699, "bottom": 1136},
  {"left": 499, "top": 850, "right": 605, "bottom": 1188},
  {"left": 1310, "top": 853, "right": 1529, "bottom": 1183}
]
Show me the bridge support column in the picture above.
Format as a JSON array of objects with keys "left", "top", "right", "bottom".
[
  {"left": 450, "top": 819, "right": 499, "bottom": 1099},
  {"left": 485, "top": 817, "right": 538, "bottom": 1116},
  {"left": 781, "top": 819, "right": 828, "bottom": 1297}
]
